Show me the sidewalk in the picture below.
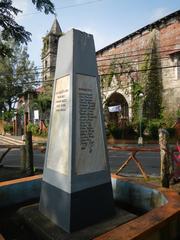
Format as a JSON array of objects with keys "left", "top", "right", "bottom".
[
  {"left": 0, "top": 134, "right": 47, "bottom": 145},
  {"left": 0, "top": 134, "right": 24, "bottom": 146}
]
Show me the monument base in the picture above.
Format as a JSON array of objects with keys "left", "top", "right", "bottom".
[
  {"left": 39, "top": 181, "right": 115, "bottom": 232},
  {"left": 19, "top": 203, "right": 136, "bottom": 239}
]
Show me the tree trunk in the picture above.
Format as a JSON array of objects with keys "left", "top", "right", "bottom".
[{"left": 25, "top": 131, "right": 34, "bottom": 176}]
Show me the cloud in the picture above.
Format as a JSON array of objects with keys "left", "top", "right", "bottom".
[{"left": 150, "top": 8, "right": 170, "bottom": 22}]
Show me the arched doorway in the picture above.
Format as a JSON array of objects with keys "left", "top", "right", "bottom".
[{"left": 105, "top": 92, "right": 129, "bottom": 128}]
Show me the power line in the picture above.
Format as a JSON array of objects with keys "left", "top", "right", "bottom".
[
  {"left": 0, "top": 45, "right": 179, "bottom": 79},
  {"left": 0, "top": 44, "right": 177, "bottom": 76},
  {"left": 97, "top": 56, "right": 170, "bottom": 69},
  {"left": 0, "top": 63, "right": 179, "bottom": 80},
  {"left": 20, "top": 0, "right": 104, "bottom": 17},
  {"left": 99, "top": 64, "right": 180, "bottom": 77},
  {"left": 3, "top": 64, "right": 178, "bottom": 87},
  {"left": 96, "top": 43, "right": 179, "bottom": 58},
  {"left": 0, "top": 66, "right": 55, "bottom": 78},
  {"left": 96, "top": 47, "right": 180, "bottom": 62},
  {"left": 0, "top": 54, "right": 177, "bottom": 78}
]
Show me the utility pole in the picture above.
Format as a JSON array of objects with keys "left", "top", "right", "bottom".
[
  {"left": 138, "top": 92, "right": 144, "bottom": 145},
  {"left": 159, "top": 127, "right": 171, "bottom": 188}
]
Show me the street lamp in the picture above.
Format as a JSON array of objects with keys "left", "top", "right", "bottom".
[
  {"left": 1, "top": 110, "right": 5, "bottom": 136},
  {"left": 1, "top": 110, "right": 4, "bottom": 120},
  {"left": 14, "top": 110, "right": 18, "bottom": 136},
  {"left": 138, "top": 92, "right": 144, "bottom": 145},
  {"left": 21, "top": 102, "right": 26, "bottom": 141}
]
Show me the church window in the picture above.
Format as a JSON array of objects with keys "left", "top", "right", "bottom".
[
  {"left": 46, "top": 39, "right": 49, "bottom": 50},
  {"left": 45, "top": 60, "right": 48, "bottom": 68}
]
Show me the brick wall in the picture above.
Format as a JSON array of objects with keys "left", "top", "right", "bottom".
[{"left": 97, "top": 13, "right": 180, "bottom": 119}]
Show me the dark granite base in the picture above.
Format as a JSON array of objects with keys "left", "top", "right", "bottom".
[
  {"left": 39, "top": 181, "right": 115, "bottom": 232},
  {"left": 18, "top": 203, "right": 137, "bottom": 240}
]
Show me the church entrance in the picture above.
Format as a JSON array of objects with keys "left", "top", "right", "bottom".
[{"left": 105, "top": 92, "right": 129, "bottom": 128}]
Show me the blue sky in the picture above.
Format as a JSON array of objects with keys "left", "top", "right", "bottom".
[{"left": 13, "top": 0, "right": 180, "bottom": 67}]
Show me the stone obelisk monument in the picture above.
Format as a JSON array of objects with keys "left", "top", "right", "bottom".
[{"left": 39, "top": 29, "right": 114, "bottom": 232}]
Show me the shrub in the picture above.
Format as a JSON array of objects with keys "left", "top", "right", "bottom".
[
  {"left": 107, "top": 121, "right": 138, "bottom": 139},
  {"left": 124, "top": 125, "right": 137, "bottom": 139},
  {"left": 132, "top": 119, "right": 147, "bottom": 137},
  {"left": 147, "top": 119, "right": 161, "bottom": 140},
  {"left": 166, "top": 127, "right": 175, "bottom": 139},
  {"left": 107, "top": 122, "right": 122, "bottom": 139},
  {"left": 4, "top": 123, "right": 13, "bottom": 133},
  {"left": 27, "top": 122, "right": 48, "bottom": 137},
  {"left": 3, "top": 111, "right": 14, "bottom": 122},
  {"left": 40, "top": 130, "right": 48, "bottom": 137},
  {"left": 110, "top": 127, "right": 122, "bottom": 139},
  {"left": 27, "top": 123, "right": 40, "bottom": 136}
]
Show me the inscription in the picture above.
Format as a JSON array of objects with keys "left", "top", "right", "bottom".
[
  {"left": 75, "top": 74, "right": 106, "bottom": 175},
  {"left": 47, "top": 75, "right": 70, "bottom": 175},
  {"left": 55, "top": 89, "right": 69, "bottom": 112},
  {"left": 79, "top": 88, "right": 96, "bottom": 153}
]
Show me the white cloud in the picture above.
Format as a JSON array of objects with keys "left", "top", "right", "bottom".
[{"left": 150, "top": 8, "right": 170, "bottom": 22}]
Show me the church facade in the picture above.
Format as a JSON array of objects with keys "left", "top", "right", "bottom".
[{"left": 97, "top": 10, "right": 180, "bottom": 124}]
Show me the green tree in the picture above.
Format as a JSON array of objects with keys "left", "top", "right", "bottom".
[
  {"left": 31, "top": 92, "right": 51, "bottom": 121},
  {"left": 140, "top": 30, "right": 162, "bottom": 120},
  {"left": 0, "top": 0, "right": 55, "bottom": 57},
  {"left": 0, "top": 41, "right": 37, "bottom": 112}
]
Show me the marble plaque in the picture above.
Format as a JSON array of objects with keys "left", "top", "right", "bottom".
[
  {"left": 75, "top": 74, "right": 106, "bottom": 175},
  {"left": 47, "top": 75, "right": 70, "bottom": 175}
]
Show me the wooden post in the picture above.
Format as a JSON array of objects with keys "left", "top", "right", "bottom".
[
  {"left": 15, "top": 113, "right": 18, "bottom": 136},
  {"left": 20, "top": 145, "right": 26, "bottom": 172},
  {"left": 13, "top": 120, "right": 15, "bottom": 136},
  {"left": 159, "top": 128, "right": 171, "bottom": 188},
  {"left": 25, "top": 131, "right": 34, "bottom": 176},
  {"left": 24, "top": 112, "right": 29, "bottom": 135}
]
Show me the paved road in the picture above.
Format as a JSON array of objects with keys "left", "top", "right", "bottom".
[
  {"left": 0, "top": 146, "right": 161, "bottom": 177},
  {"left": 108, "top": 148, "right": 160, "bottom": 176},
  {"left": 0, "top": 135, "right": 161, "bottom": 176}
]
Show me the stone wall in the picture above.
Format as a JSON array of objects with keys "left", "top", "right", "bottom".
[{"left": 97, "top": 12, "right": 180, "bottom": 119}]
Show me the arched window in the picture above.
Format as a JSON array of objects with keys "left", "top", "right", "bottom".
[
  {"left": 46, "top": 39, "right": 49, "bottom": 49},
  {"left": 170, "top": 52, "right": 180, "bottom": 80},
  {"left": 177, "top": 56, "right": 180, "bottom": 80},
  {"left": 45, "top": 60, "right": 48, "bottom": 68}
]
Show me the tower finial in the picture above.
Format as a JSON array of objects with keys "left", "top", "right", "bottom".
[{"left": 50, "top": 18, "right": 62, "bottom": 35}]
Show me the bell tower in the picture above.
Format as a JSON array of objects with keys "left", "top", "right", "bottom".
[{"left": 41, "top": 18, "right": 62, "bottom": 87}]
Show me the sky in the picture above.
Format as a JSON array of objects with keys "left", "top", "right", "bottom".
[{"left": 13, "top": 0, "right": 180, "bottom": 67}]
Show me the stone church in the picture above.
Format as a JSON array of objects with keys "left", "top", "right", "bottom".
[
  {"left": 96, "top": 10, "right": 180, "bottom": 124},
  {"left": 41, "top": 18, "right": 62, "bottom": 86},
  {"left": 42, "top": 11, "right": 180, "bottom": 124}
]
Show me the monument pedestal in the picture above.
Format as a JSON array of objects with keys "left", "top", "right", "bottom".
[
  {"left": 40, "top": 181, "right": 114, "bottom": 232},
  {"left": 19, "top": 203, "right": 136, "bottom": 239},
  {"left": 40, "top": 29, "right": 114, "bottom": 232}
]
